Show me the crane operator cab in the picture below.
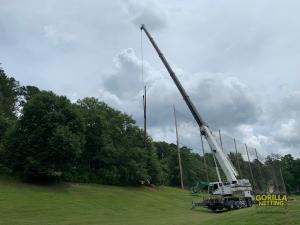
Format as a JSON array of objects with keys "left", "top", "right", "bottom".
[
  {"left": 208, "top": 180, "right": 254, "bottom": 197},
  {"left": 208, "top": 182, "right": 232, "bottom": 196}
]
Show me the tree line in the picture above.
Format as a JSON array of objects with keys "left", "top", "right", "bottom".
[{"left": 0, "top": 67, "right": 299, "bottom": 193}]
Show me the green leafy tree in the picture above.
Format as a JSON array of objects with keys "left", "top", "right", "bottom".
[
  {"left": 0, "top": 68, "right": 19, "bottom": 143},
  {"left": 154, "top": 142, "right": 214, "bottom": 188},
  {"left": 281, "top": 154, "right": 300, "bottom": 193},
  {"left": 0, "top": 67, "right": 20, "bottom": 174},
  {"left": 17, "top": 85, "right": 40, "bottom": 109},
  {"left": 4, "top": 91, "right": 85, "bottom": 182},
  {"left": 0, "top": 68, "right": 19, "bottom": 117},
  {"left": 73, "top": 97, "right": 161, "bottom": 185}
]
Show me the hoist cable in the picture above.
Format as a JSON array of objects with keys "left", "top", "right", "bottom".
[{"left": 140, "top": 29, "right": 145, "bottom": 86}]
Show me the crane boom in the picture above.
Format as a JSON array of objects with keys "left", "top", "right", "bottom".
[
  {"left": 140, "top": 24, "right": 205, "bottom": 128},
  {"left": 141, "top": 24, "right": 238, "bottom": 183}
]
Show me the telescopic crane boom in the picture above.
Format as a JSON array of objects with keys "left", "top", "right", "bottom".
[
  {"left": 141, "top": 24, "right": 238, "bottom": 183},
  {"left": 141, "top": 24, "right": 254, "bottom": 210},
  {"left": 140, "top": 25, "right": 205, "bottom": 128}
]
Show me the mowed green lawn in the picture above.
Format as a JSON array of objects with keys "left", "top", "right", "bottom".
[{"left": 0, "top": 177, "right": 299, "bottom": 225}]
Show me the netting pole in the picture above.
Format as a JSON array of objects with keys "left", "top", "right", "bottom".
[
  {"left": 271, "top": 158, "right": 280, "bottom": 193},
  {"left": 200, "top": 131, "right": 209, "bottom": 183},
  {"left": 143, "top": 86, "right": 147, "bottom": 148},
  {"left": 254, "top": 149, "right": 263, "bottom": 177},
  {"left": 141, "top": 29, "right": 147, "bottom": 148},
  {"left": 278, "top": 164, "right": 287, "bottom": 194},
  {"left": 173, "top": 105, "right": 184, "bottom": 189},
  {"left": 254, "top": 148, "right": 264, "bottom": 191},
  {"left": 245, "top": 144, "right": 256, "bottom": 191},
  {"left": 233, "top": 138, "right": 242, "bottom": 177}
]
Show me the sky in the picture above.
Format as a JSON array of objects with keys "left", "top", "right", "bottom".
[{"left": 1, "top": 0, "right": 300, "bottom": 158}]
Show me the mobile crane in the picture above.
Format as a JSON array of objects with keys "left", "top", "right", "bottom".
[{"left": 140, "top": 24, "right": 254, "bottom": 211}]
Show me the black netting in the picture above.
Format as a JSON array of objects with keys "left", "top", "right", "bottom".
[{"left": 207, "top": 128, "right": 287, "bottom": 194}]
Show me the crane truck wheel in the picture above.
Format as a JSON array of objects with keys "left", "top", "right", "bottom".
[
  {"left": 224, "top": 200, "right": 234, "bottom": 210},
  {"left": 246, "top": 199, "right": 253, "bottom": 207},
  {"left": 233, "top": 201, "right": 240, "bottom": 209}
]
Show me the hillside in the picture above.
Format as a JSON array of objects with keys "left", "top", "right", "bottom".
[{"left": 0, "top": 178, "right": 299, "bottom": 225}]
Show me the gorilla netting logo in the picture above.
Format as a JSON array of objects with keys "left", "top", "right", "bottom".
[{"left": 255, "top": 194, "right": 288, "bottom": 207}]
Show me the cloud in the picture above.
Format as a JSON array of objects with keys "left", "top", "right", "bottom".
[
  {"left": 43, "top": 24, "right": 77, "bottom": 46},
  {"left": 122, "top": 0, "right": 167, "bottom": 30},
  {"left": 274, "top": 119, "right": 300, "bottom": 148},
  {"left": 1, "top": 0, "right": 299, "bottom": 158},
  {"left": 279, "top": 91, "right": 300, "bottom": 118},
  {"left": 231, "top": 90, "right": 300, "bottom": 157},
  {"left": 191, "top": 75, "right": 261, "bottom": 127},
  {"left": 99, "top": 48, "right": 300, "bottom": 158},
  {"left": 101, "top": 48, "right": 261, "bottom": 127},
  {"left": 103, "top": 48, "right": 143, "bottom": 100},
  {"left": 98, "top": 48, "right": 267, "bottom": 156},
  {"left": 267, "top": 91, "right": 300, "bottom": 153},
  {"left": 236, "top": 125, "right": 269, "bottom": 148}
]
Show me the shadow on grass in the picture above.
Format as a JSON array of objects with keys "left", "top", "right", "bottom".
[
  {"left": 192, "top": 207, "right": 231, "bottom": 214},
  {"left": 0, "top": 175, "right": 72, "bottom": 192},
  {"left": 255, "top": 208, "right": 288, "bottom": 214}
]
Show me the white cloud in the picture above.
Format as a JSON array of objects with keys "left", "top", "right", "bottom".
[
  {"left": 43, "top": 24, "right": 77, "bottom": 46},
  {"left": 122, "top": 0, "right": 167, "bottom": 30},
  {"left": 274, "top": 119, "right": 300, "bottom": 147},
  {"left": 1, "top": 0, "right": 299, "bottom": 158},
  {"left": 101, "top": 48, "right": 261, "bottom": 126},
  {"left": 263, "top": 90, "right": 300, "bottom": 156},
  {"left": 241, "top": 125, "right": 267, "bottom": 146},
  {"left": 97, "top": 48, "right": 270, "bottom": 155},
  {"left": 99, "top": 47, "right": 300, "bottom": 158}
]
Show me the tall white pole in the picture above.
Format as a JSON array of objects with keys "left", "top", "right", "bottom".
[{"left": 173, "top": 105, "right": 184, "bottom": 189}]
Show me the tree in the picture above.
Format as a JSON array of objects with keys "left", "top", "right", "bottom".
[
  {"left": 281, "top": 154, "right": 300, "bottom": 193},
  {"left": 4, "top": 91, "right": 85, "bottom": 182},
  {"left": 154, "top": 141, "right": 214, "bottom": 187},
  {"left": 0, "top": 68, "right": 19, "bottom": 143},
  {"left": 17, "top": 85, "right": 40, "bottom": 109},
  {"left": 73, "top": 97, "right": 162, "bottom": 185},
  {"left": 0, "top": 67, "right": 19, "bottom": 117}
]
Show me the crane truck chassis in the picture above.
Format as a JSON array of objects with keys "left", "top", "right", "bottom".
[
  {"left": 140, "top": 24, "right": 255, "bottom": 211},
  {"left": 200, "top": 180, "right": 254, "bottom": 211}
]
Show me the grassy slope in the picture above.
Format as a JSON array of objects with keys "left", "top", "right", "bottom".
[
  {"left": 205, "top": 199, "right": 300, "bottom": 225},
  {"left": 0, "top": 178, "right": 299, "bottom": 225}
]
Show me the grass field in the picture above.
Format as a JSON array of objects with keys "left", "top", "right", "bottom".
[{"left": 0, "top": 177, "right": 299, "bottom": 225}]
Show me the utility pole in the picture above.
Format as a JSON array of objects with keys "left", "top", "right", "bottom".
[
  {"left": 143, "top": 86, "right": 147, "bottom": 148},
  {"left": 173, "top": 105, "right": 184, "bottom": 189}
]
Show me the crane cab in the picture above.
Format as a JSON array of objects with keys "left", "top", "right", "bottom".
[
  {"left": 208, "top": 182, "right": 232, "bottom": 196},
  {"left": 208, "top": 180, "right": 254, "bottom": 197}
]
